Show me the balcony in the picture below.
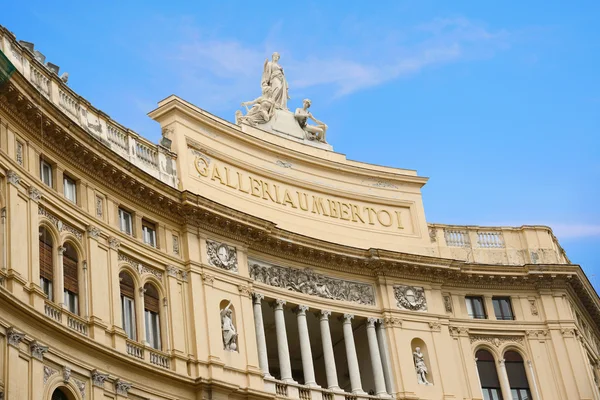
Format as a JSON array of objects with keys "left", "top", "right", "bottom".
[
  {"left": 44, "top": 300, "right": 88, "bottom": 336},
  {"left": 125, "top": 339, "right": 170, "bottom": 370},
  {"left": 428, "top": 224, "right": 569, "bottom": 266}
]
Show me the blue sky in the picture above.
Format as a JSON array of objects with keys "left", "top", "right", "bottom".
[{"left": 2, "top": 2, "right": 598, "bottom": 290}]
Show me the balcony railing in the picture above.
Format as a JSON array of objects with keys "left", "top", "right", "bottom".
[
  {"left": 126, "top": 340, "right": 144, "bottom": 359},
  {"left": 149, "top": 349, "right": 170, "bottom": 369},
  {"left": 276, "top": 382, "right": 289, "bottom": 397},
  {"left": 66, "top": 313, "right": 88, "bottom": 336},
  {"left": 44, "top": 301, "right": 62, "bottom": 322},
  {"left": 298, "top": 388, "right": 311, "bottom": 400}
]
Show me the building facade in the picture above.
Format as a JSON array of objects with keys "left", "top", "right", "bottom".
[{"left": 0, "top": 26, "right": 599, "bottom": 400}]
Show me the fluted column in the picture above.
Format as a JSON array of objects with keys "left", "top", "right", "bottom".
[
  {"left": 320, "top": 310, "right": 340, "bottom": 390},
  {"left": 366, "top": 318, "right": 387, "bottom": 396},
  {"left": 376, "top": 320, "right": 395, "bottom": 394},
  {"left": 274, "top": 299, "right": 293, "bottom": 382},
  {"left": 253, "top": 293, "right": 271, "bottom": 376},
  {"left": 497, "top": 359, "right": 512, "bottom": 400},
  {"left": 296, "top": 305, "right": 317, "bottom": 386},
  {"left": 342, "top": 313, "right": 363, "bottom": 394}
]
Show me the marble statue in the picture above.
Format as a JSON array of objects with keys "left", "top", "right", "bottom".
[
  {"left": 413, "top": 347, "right": 431, "bottom": 385},
  {"left": 220, "top": 301, "right": 238, "bottom": 351},
  {"left": 235, "top": 89, "right": 276, "bottom": 127},
  {"left": 294, "top": 99, "right": 328, "bottom": 143},
  {"left": 261, "top": 52, "right": 289, "bottom": 110}
]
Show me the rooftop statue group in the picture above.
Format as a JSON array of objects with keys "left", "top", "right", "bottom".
[{"left": 235, "top": 52, "right": 328, "bottom": 143}]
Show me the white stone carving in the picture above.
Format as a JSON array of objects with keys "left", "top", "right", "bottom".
[
  {"left": 114, "top": 379, "right": 132, "bottom": 396},
  {"left": 30, "top": 341, "right": 48, "bottom": 360},
  {"left": 108, "top": 236, "right": 120, "bottom": 250},
  {"left": 44, "top": 366, "right": 57, "bottom": 384},
  {"left": 529, "top": 299, "right": 539, "bottom": 316},
  {"left": 220, "top": 300, "right": 238, "bottom": 351},
  {"left": 394, "top": 285, "right": 427, "bottom": 312},
  {"left": 95, "top": 196, "right": 103, "bottom": 218},
  {"left": 91, "top": 369, "right": 108, "bottom": 387},
  {"left": 16, "top": 141, "right": 23, "bottom": 165},
  {"left": 294, "top": 99, "right": 328, "bottom": 143},
  {"left": 166, "top": 265, "right": 179, "bottom": 277},
  {"left": 74, "top": 378, "right": 86, "bottom": 399},
  {"left": 172, "top": 234, "right": 180, "bottom": 255},
  {"left": 28, "top": 186, "right": 42, "bottom": 202},
  {"left": 207, "top": 240, "right": 238, "bottom": 272},
  {"left": 38, "top": 208, "right": 83, "bottom": 241},
  {"left": 443, "top": 295, "right": 453, "bottom": 312},
  {"left": 86, "top": 225, "right": 100, "bottom": 239},
  {"left": 6, "top": 327, "right": 25, "bottom": 347},
  {"left": 469, "top": 335, "right": 524, "bottom": 347},
  {"left": 413, "top": 347, "right": 431, "bottom": 385},
  {"left": 118, "top": 253, "right": 163, "bottom": 279},
  {"left": 250, "top": 261, "right": 375, "bottom": 305},
  {"left": 262, "top": 52, "right": 289, "bottom": 110},
  {"left": 62, "top": 366, "right": 71, "bottom": 382},
  {"left": 7, "top": 170, "right": 21, "bottom": 186}
]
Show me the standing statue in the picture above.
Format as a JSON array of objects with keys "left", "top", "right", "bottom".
[
  {"left": 294, "top": 99, "right": 328, "bottom": 143},
  {"left": 221, "top": 301, "right": 238, "bottom": 351},
  {"left": 413, "top": 347, "right": 431, "bottom": 385},
  {"left": 261, "top": 52, "right": 289, "bottom": 110}
]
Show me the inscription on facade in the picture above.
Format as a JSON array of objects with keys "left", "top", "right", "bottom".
[
  {"left": 193, "top": 153, "right": 408, "bottom": 231},
  {"left": 250, "top": 260, "right": 375, "bottom": 305}
]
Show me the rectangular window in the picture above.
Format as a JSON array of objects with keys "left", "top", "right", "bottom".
[
  {"left": 145, "top": 310, "right": 161, "bottom": 350},
  {"left": 64, "top": 290, "right": 79, "bottom": 314},
  {"left": 40, "top": 160, "right": 53, "bottom": 187},
  {"left": 119, "top": 208, "right": 133, "bottom": 235},
  {"left": 466, "top": 296, "right": 487, "bottom": 319},
  {"left": 63, "top": 175, "right": 77, "bottom": 203},
  {"left": 493, "top": 297, "right": 515, "bottom": 320},
  {"left": 142, "top": 220, "right": 157, "bottom": 247},
  {"left": 121, "top": 296, "right": 136, "bottom": 340}
]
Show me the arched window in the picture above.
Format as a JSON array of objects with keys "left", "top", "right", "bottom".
[
  {"left": 476, "top": 349, "right": 502, "bottom": 400},
  {"left": 505, "top": 351, "right": 531, "bottom": 400},
  {"left": 39, "top": 227, "right": 54, "bottom": 301},
  {"left": 63, "top": 243, "right": 79, "bottom": 314},
  {"left": 144, "top": 283, "right": 161, "bottom": 350},
  {"left": 51, "top": 387, "right": 71, "bottom": 400},
  {"left": 119, "top": 271, "right": 136, "bottom": 340}
]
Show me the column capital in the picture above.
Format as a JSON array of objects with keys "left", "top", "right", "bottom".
[
  {"left": 91, "top": 369, "right": 109, "bottom": 387},
  {"left": 28, "top": 186, "right": 42, "bottom": 202},
  {"left": 498, "top": 358, "right": 506, "bottom": 366},
  {"left": 320, "top": 309, "right": 332, "bottom": 320},
  {"left": 367, "top": 317, "right": 377, "bottom": 328},
  {"left": 342, "top": 313, "right": 354, "bottom": 323},
  {"left": 108, "top": 236, "right": 120, "bottom": 250},
  {"left": 30, "top": 340, "right": 49, "bottom": 360},
  {"left": 253, "top": 292, "right": 264, "bottom": 304},
  {"left": 7, "top": 327, "right": 25, "bottom": 347},
  {"left": 296, "top": 305, "right": 309, "bottom": 315},
  {"left": 274, "top": 299, "right": 286, "bottom": 309},
  {"left": 58, "top": 246, "right": 66, "bottom": 255},
  {"left": 7, "top": 170, "right": 21, "bottom": 186}
]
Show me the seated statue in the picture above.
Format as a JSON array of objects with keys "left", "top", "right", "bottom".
[
  {"left": 294, "top": 99, "right": 327, "bottom": 143},
  {"left": 235, "top": 90, "right": 275, "bottom": 127}
]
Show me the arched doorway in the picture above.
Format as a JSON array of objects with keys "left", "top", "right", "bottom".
[{"left": 51, "top": 387, "right": 73, "bottom": 400}]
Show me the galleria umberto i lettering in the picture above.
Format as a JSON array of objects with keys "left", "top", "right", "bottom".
[{"left": 0, "top": 25, "right": 598, "bottom": 400}]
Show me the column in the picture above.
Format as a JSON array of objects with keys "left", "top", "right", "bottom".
[
  {"left": 296, "top": 305, "right": 317, "bottom": 387},
  {"left": 56, "top": 245, "right": 65, "bottom": 308},
  {"left": 253, "top": 294, "right": 271, "bottom": 376},
  {"left": 342, "top": 314, "right": 363, "bottom": 394},
  {"left": 526, "top": 360, "right": 542, "bottom": 400},
  {"left": 376, "top": 320, "right": 395, "bottom": 394},
  {"left": 497, "top": 359, "right": 512, "bottom": 400},
  {"left": 319, "top": 310, "right": 340, "bottom": 390},
  {"left": 274, "top": 299, "right": 293, "bottom": 382},
  {"left": 366, "top": 318, "right": 387, "bottom": 396}
]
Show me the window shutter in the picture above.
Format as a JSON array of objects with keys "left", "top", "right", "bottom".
[
  {"left": 120, "top": 274, "right": 135, "bottom": 299},
  {"left": 63, "top": 254, "right": 78, "bottom": 294},
  {"left": 144, "top": 286, "right": 160, "bottom": 313},
  {"left": 39, "top": 240, "right": 54, "bottom": 281}
]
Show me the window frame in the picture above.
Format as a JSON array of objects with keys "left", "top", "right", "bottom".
[
  {"left": 121, "top": 295, "right": 137, "bottom": 340},
  {"left": 492, "top": 296, "right": 515, "bottom": 321},
  {"left": 466, "top": 296, "right": 487, "bottom": 319},
  {"left": 63, "top": 174, "right": 77, "bottom": 204},
  {"left": 142, "top": 219, "right": 157, "bottom": 247},
  {"left": 40, "top": 159, "right": 53, "bottom": 188},
  {"left": 118, "top": 208, "right": 133, "bottom": 235}
]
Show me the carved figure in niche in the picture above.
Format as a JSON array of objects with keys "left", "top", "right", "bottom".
[
  {"left": 294, "top": 99, "right": 328, "bottom": 143},
  {"left": 413, "top": 347, "right": 431, "bottom": 385},
  {"left": 261, "top": 52, "right": 289, "bottom": 110},
  {"left": 235, "top": 90, "right": 276, "bottom": 127},
  {"left": 220, "top": 301, "right": 238, "bottom": 351}
]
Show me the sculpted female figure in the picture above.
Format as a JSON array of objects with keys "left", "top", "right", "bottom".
[{"left": 261, "top": 52, "right": 289, "bottom": 110}]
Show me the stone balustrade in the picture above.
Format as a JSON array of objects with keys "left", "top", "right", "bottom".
[
  {"left": 66, "top": 312, "right": 88, "bottom": 336},
  {"left": 126, "top": 340, "right": 144, "bottom": 359},
  {"left": 429, "top": 224, "right": 569, "bottom": 265},
  {"left": 0, "top": 30, "right": 178, "bottom": 188},
  {"left": 149, "top": 349, "right": 170, "bottom": 369},
  {"left": 44, "top": 301, "right": 62, "bottom": 322}
]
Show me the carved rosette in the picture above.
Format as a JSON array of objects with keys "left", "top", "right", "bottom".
[
  {"left": 114, "top": 379, "right": 132, "bottom": 396},
  {"left": 469, "top": 335, "right": 524, "bottom": 347},
  {"left": 91, "top": 369, "right": 109, "bottom": 387},
  {"left": 206, "top": 240, "right": 238, "bottom": 272},
  {"left": 250, "top": 261, "right": 375, "bottom": 306},
  {"left": 393, "top": 285, "right": 427, "bottom": 312},
  {"left": 30, "top": 341, "right": 49, "bottom": 360}
]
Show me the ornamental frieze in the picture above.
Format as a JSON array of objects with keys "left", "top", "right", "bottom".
[
  {"left": 206, "top": 240, "right": 238, "bottom": 272},
  {"left": 470, "top": 335, "right": 524, "bottom": 347},
  {"left": 118, "top": 253, "right": 163, "bottom": 280},
  {"left": 393, "top": 285, "right": 427, "bottom": 312},
  {"left": 38, "top": 208, "right": 83, "bottom": 241},
  {"left": 249, "top": 260, "right": 375, "bottom": 305}
]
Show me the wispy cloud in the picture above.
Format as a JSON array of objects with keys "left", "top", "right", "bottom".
[{"left": 152, "top": 16, "right": 509, "bottom": 110}]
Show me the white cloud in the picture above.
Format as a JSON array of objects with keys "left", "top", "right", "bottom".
[{"left": 550, "top": 224, "right": 600, "bottom": 239}]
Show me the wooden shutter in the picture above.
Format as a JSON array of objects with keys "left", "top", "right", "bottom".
[
  {"left": 63, "top": 254, "right": 78, "bottom": 294},
  {"left": 39, "top": 240, "right": 53, "bottom": 281},
  {"left": 144, "top": 285, "right": 160, "bottom": 313},
  {"left": 120, "top": 273, "right": 135, "bottom": 299}
]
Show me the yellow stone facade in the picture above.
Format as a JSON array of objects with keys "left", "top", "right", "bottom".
[{"left": 0, "top": 26, "right": 599, "bottom": 400}]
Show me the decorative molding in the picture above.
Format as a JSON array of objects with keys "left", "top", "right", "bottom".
[
  {"left": 393, "top": 285, "right": 427, "bottom": 312},
  {"left": 118, "top": 253, "right": 163, "bottom": 280},
  {"left": 529, "top": 299, "right": 539, "bottom": 316},
  {"left": 86, "top": 225, "right": 100, "bottom": 239},
  {"left": 91, "top": 369, "right": 108, "bottom": 388},
  {"left": 38, "top": 208, "right": 83, "bottom": 241},
  {"left": 95, "top": 196, "right": 103, "bottom": 218},
  {"left": 172, "top": 234, "right": 180, "bottom": 255},
  {"left": 274, "top": 299, "right": 287, "bottom": 309},
  {"left": 74, "top": 378, "right": 86, "bottom": 399},
  {"left": 469, "top": 335, "right": 524, "bottom": 347},
  {"left": 429, "top": 322, "right": 442, "bottom": 332},
  {"left": 28, "top": 186, "right": 42, "bottom": 202},
  {"left": 180, "top": 271, "right": 188, "bottom": 281},
  {"left": 44, "top": 366, "right": 58, "bottom": 384},
  {"left": 16, "top": 141, "right": 23, "bottom": 165},
  {"left": 62, "top": 366, "right": 71, "bottom": 383},
  {"left": 366, "top": 317, "right": 377, "bottom": 328},
  {"left": 443, "top": 295, "right": 453, "bottom": 312},
  {"left": 166, "top": 265, "right": 179, "bottom": 277},
  {"left": 526, "top": 330, "right": 548, "bottom": 338},
  {"left": 449, "top": 326, "right": 469, "bottom": 336},
  {"left": 383, "top": 317, "right": 402, "bottom": 328},
  {"left": 275, "top": 160, "right": 292, "bottom": 168},
  {"left": 30, "top": 340, "right": 48, "bottom": 360},
  {"left": 253, "top": 292, "right": 264, "bottom": 304},
  {"left": 108, "top": 236, "right": 120, "bottom": 250},
  {"left": 238, "top": 285, "right": 251, "bottom": 298},
  {"left": 201, "top": 273, "right": 215, "bottom": 286},
  {"left": 561, "top": 328, "right": 577, "bottom": 338},
  {"left": 428, "top": 228, "right": 437, "bottom": 243},
  {"left": 114, "top": 379, "right": 132, "bottom": 396},
  {"left": 250, "top": 260, "right": 375, "bottom": 306},
  {"left": 343, "top": 313, "right": 354, "bottom": 323},
  {"left": 207, "top": 240, "right": 238, "bottom": 272},
  {"left": 6, "top": 327, "right": 25, "bottom": 347},
  {"left": 6, "top": 170, "right": 21, "bottom": 186}
]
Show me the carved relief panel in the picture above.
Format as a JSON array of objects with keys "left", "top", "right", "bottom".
[
  {"left": 207, "top": 240, "right": 238, "bottom": 272},
  {"left": 394, "top": 285, "right": 427, "bottom": 312}
]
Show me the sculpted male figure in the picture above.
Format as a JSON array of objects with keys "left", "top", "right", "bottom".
[
  {"left": 413, "top": 347, "right": 431, "bottom": 385},
  {"left": 294, "top": 99, "right": 328, "bottom": 142},
  {"left": 220, "top": 301, "right": 238, "bottom": 351}
]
